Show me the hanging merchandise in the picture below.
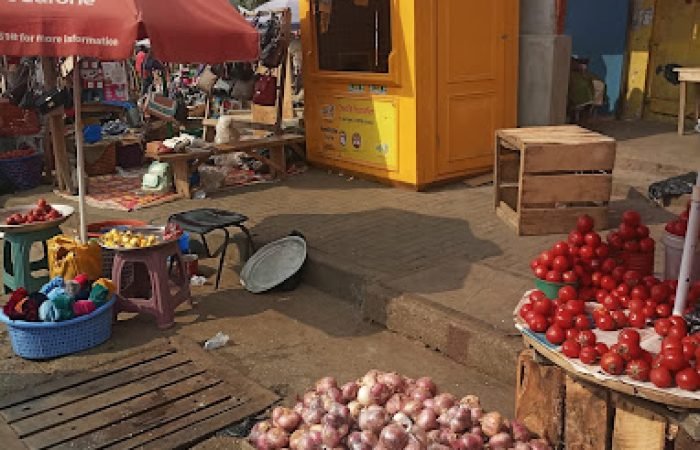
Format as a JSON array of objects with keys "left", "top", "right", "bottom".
[
  {"left": 196, "top": 66, "right": 219, "bottom": 94},
  {"left": 253, "top": 73, "right": 278, "bottom": 106},
  {"left": 101, "top": 61, "right": 129, "bottom": 102},
  {"left": 6, "top": 59, "right": 39, "bottom": 109},
  {"left": 80, "top": 59, "right": 105, "bottom": 103},
  {"left": 259, "top": 14, "right": 286, "bottom": 69}
]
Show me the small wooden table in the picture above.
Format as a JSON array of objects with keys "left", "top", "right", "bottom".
[
  {"left": 148, "top": 149, "right": 212, "bottom": 199},
  {"left": 214, "top": 133, "right": 305, "bottom": 179},
  {"left": 675, "top": 68, "right": 700, "bottom": 135}
]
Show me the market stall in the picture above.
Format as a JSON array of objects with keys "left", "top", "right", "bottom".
[
  {"left": 299, "top": 0, "right": 519, "bottom": 189},
  {"left": 514, "top": 208, "right": 700, "bottom": 448}
]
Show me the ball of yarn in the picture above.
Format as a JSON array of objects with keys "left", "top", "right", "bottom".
[
  {"left": 72, "top": 300, "right": 96, "bottom": 316},
  {"left": 64, "top": 280, "right": 82, "bottom": 299},
  {"left": 73, "top": 273, "right": 89, "bottom": 289},
  {"left": 39, "top": 301, "right": 61, "bottom": 322},
  {"left": 47, "top": 287, "right": 67, "bottom": 302},
  {"left": 40, "top": 277, "right": 64, "bottom": 295}
]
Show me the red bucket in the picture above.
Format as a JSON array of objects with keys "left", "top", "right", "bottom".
[{"left": 182, "top": 254, "right": 199, "bottom": 278}]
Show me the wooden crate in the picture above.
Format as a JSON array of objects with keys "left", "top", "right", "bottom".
[
  {"left": 494, "top": 125, "right": 616, "bottom": 235},
  {"left": 516, "top": 350, "right": 700, "bottom": 450}
]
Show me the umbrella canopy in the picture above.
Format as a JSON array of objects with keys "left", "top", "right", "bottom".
[
  {"left": 0, "top": 0, "right": 139, "bottom": 60},
  {"left": 137, "top": 0, "right": 259, "bottom": 63}
]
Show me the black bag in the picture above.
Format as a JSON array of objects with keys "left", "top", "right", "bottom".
[
  {"left": 36, "top": 88, "right": 70, "bottom": 114},
  {"left": 258, "top": 15, "right": 286, "bottom": 68},
  {"left": 7, "top": 61, "right": 34, "bottom": 108},
  {"left": 174, "top": 93, "right": 188, "bottom": 123},
  {"left": 230, "top": 62, "right": 255, "bottom": 82}
]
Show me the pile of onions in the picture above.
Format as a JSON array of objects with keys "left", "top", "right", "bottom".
[{"left": 249, "top": 371, "right": 550, "bottom": 449}]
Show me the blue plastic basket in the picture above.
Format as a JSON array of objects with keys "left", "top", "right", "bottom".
[
  {"left": 0, "top": 297, "right": 115, "bottom": 360},
  {"left": 0, "top": 152, "right": 43, "bottom": 191}
]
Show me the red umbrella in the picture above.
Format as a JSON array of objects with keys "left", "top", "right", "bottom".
[{"left": 0, "top": 0, "right": 259, "bottom": 242}]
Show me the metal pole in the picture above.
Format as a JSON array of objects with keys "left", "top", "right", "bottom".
[
  {"left": 672, "top": 172, "right": 700, "bottom": 316},
  {"left": 72, "top": 58, "right": 88, "bottom": 243}
]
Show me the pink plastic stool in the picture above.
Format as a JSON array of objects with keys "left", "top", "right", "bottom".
[{"left": 112, "top": 240, "right": 191, "bottom": 329}]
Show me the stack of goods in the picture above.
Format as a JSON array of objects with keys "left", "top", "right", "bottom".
[
  {"left": 3, "top": 274, "right": 115, "bottom": 323},
  {"left": 248, "top": 372, "right": 551, "bottom": 450},
  {"left": 519, "top": 211, "right": 700, "bottom": 393}
]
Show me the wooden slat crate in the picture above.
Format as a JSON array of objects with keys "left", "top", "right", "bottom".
[
  {"left": 494, "top": 125, "right": 616, "bottom": 235},
  {"left": 516, "top": 350, "right": 700, "bottom": 450}
]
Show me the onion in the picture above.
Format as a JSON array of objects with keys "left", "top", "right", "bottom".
[
  {"left": 265, "top": 427, "right": 289, "bottom": 449},
  {"left": 273, "top": 407, "right": 302, "bottom": 432},
  {"left": 324, "top": 387, "right": 343, "bottom": 404},
  {"left": 303, "top": 391, "right": 318, "bottom": 407},
  {"left": 488, "top": 431, "right": 513, "bottom": 450},
  {"left": 459, "top": 433, "right": 485, "bottom": 450},
  {"left": 296, "top": 430, "right": 323, "bottom": 450},
  {"left": 293, "top": 402, "right": 304, "bottom": 415},
  {"left": 347, "top": 400, "right": 362, "bottom": 419},
  {"left": 357, "top": 385, "right": 372, "bottom": 406},
  {"left": 379, "top": 423, "right": 409, "bottom": 449},
  {"left": 415, "top": 408, "right": 438, "bottom": 431},
  {"left": 415, "top": 377, "right": 437, "bottom": 396},
  {"left": 341, "top": 381, "right": 359, "bottom": 403},
  {"left": 423, "top": 398, "right": 437, "bottom": 413},
  {"left": 480, "top": 411, "right": 504, "bottom": 437},
  {"left": 358, "top": 405, "right": 389, "bottom": 433},
  {"left": 328, "top": 403, "right": 350, "bottom": 422},
  {"left": 432, "top": 393, "right": 455, "bottom": 414},
  {"left": 320, "top": 423, "right": 341, "bottom": 447},
  {"left": 460, "top": 395, "right": 481, "bottom": 408},
  {"left": 511, "top": 419, "right": 531, "bottom": 442},
  {"left": 346, "top": 431, "right": 371, "bottom": 450},
  {"left": 378, "top": 371, "right": 404, "bottom": 392},
  {"left": 428, "top": 445, "right": 450, "bottom": 450},
  {"left": 470, "top": 425, "right": 483, "bottom": 436},
  {"left": 410, "top": 387, "right": 432, "bottom": 402},
  {"left": 249, "top": 420, "right": 272, "bottom": 444},
  {"left": 392, "top": 412, "right": 413, "bottom": 431},
  {"left": 385, "top": 393, "right": 405, "bottom": 415},
  {"left": 301, "top": 406, "right": 325, "bottom": 425},
  {"left": 370, "top": 382, "right": 391, "bottom": 405},
  {"left": 315, "top": 376, "right": 338, "bottom": 394},
  {"left": 402, "top": 399, "right": 423, "bottom": 419},
  {"left": 361, "top": 370, "right": 380, "bottom": 387},
  {"left": 321, "top": 412, "right": 345, "bottom": 429},
  {"left": 470, "top": 407, "right": 483, "bottom": 422},
  {"left": 514, "top": 443, "right": 532, "bottom": 450},
  {"left": 529, "top": 438, "right": 553, "bottom": 450},
  {"left": 438, "top": 429, "right": 458, "bottom": 445},
  {"left": 426, "top": 429, "right": 441, "bottom": 443},
  {"left": 289, "top": 428, "right": 305, "bottom": 449}
]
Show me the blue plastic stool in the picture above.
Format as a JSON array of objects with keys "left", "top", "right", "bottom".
[{"left": 3, "top": 226, "right": 61, "bottom": 294}]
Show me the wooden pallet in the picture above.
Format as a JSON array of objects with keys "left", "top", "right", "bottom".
[
  {"left": 494, "top": 125, "right": 616, "bottom": 236},
  {"left": 0, "top": 337, "right": 278, "bottom": 450},
  {"left": 517, "top": 349, "right": 700, "bottom": 450}
]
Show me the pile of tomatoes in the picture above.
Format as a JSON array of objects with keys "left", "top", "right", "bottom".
[
  {"left": 4, "top": 198, "right": 62, "bottom": 225},
  {"left": 665, "top": 202, "right": 694, "bottom": 238},
  {"left": 0, "top": 148, "right": 35, "bottom": 160},
  {"left": 606, "top": 210, "right": 655, "bottom": 254}
]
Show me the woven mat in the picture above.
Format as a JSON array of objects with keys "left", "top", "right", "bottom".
[{"left": 56, "top": 174, "right": 182, "bottom": 211}]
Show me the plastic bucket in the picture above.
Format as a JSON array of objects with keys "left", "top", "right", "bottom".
[
  {"left": 663, "top": 232, "right": 700, "bottom": 281},
  {"left": 182, "top": 254, "right": 199, "bottom": 277},
  {"left": 618, "top": 250, "right": 654, "bottom": 277}
]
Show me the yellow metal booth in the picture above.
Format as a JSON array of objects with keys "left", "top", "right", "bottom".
[{"left": 300, "top": 0, "right": 519, "bottom": 189}]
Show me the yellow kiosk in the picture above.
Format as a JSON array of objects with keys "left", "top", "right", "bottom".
[{"left": 300, "top": 0, "right": 519, "bottom": 189}]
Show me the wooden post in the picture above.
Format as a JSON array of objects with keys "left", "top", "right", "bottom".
[
  {"left": 679, "top": 80, "right": 687, "bottom": 135},
  {"left": 41, "top": 58, "right": 74, "bottom": 193},
  {"left": 274, "top": 8, "right": 292, "bottom": 134}
]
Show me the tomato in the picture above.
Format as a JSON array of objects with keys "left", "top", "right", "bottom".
[
  {"left": 612, "top": 266, "right": 627, "bottom": 283},
  {"left": 622, "top": 210, "right": 642, "bottom": 227},
  {"left": 579, "top": 346, "right": 599, "bottom": 365},
  {"left": 573, "top": 314, "right": 592, "bottom": 331},
  {"left": 669, "top": 316, "right": 687, "bottom": 328},
  {"left": 601, "top": 352, "right": 625, "bottom": 375},
  {"left": 650, "top": 367, "right": 674, "bottom": 388},
  {"left": 662, "top": 336, "right": 683, "bottom": 354},
  {"left": 595, "top": 289, "right": 608, "bottom": 303},
  {"left": 562, "top": 271, "right": 578, "bottom": 284},
  {"left": 630, "top": 285, "right": 649, "bottom": 301},
  {"left": 619, "top": 223, "right": 638, "bottom": 241},
  {"left": 595, "top": 342, "right": 610, "bottom": 356},
  {"left": 558, "top": 285, "right": 577, "bottom": 302},
  {"left": 529, "top": 290, "right": 546, "bottom": 302},
  {"left": 639, "top": 238, "right": 655, "bottom": 253},
  {"left": 654, "top": 318, "right": 672, "bottom": 337},
  {"left": 618, "top": 295, "right": 631, "bottom": 309},
  {"left": 528, "top": 313, "right": 549, "bottom": 333},
  {"left": 600, "top": 276, "right": 617, "bottom": 292},
  {"left": 600, "top": 258, "right": 616, "bottom": 274},
  {"left": 533, "top": 298, "right": 553, "bottom": 316},
  {"left": 546, "top": 271, "right": 563, "bottom": 283},
  {"left": 611, "top": 310, "right": 629, "bottom": 328},
  {"left": 636, "top": 224, "right": 650, "bottom": 239},
  {"left": 628, "top": 311, "right": 647, "bottom": 329},
  {"left": 656, "top": 303, "right": 672, "bottom": 318},
  {"left": 583, "top": 232, "right": 601, "bottom": 248},
  {"left": 577, "top": 214, "right": 595, "bottom": 233},
  {"left": 566, "top": 328, "right": 580, "bottom": 341},
  {"left": 552, "top": 255, "right": 570, "bottom": 273},
  {"left": 579, "top": 286, "right": 595, "bottom": 300},
  {"left": 682, "top": 341, "right": 698, "bottom": 361},
  {"left": 668, "top": 323, "right": 688, "bottom": 340},
  {"left": 554, "top": 297, "right": 568, "bottom": 309},
  {"left": 623, "top": 240, "right": 641, "bottom": 252},
  {"left": 623, "top": 270, "right": 642, "bottom": 287},
  {"left": 602, "top": 295, "right": 622, "bottom": 311},
  {"left": 596, "top": 313, "right": 617, "bottom": 331},
  {"left": 615, "top": 339, "right": 643, "bottom": 361},
  {"left": 607, "top": 231, "right": 624, "bottom": 250},
  {"left": 661, "top": 350, "right": 689, "bottom": 372},
  {"left": 519, "top": 303, "right": 534, "bottom": 319},
  {"left": 626, "top": 359, "right": 651, "bottom": 382},
  {"left": 641, "top": 305, "right": 657, "bottom": 320},
  {"left": 595, "top": 244, "right": 610, "bottom": 259},
  {"left": 675, "top": 368, "right": 700, "bottom": 391},
  {"left": 566, "top": 299, "right": 586, "bottom": 316},
  {"left": 545, "top": 325, "right": 566, "bottom": 345},
  {"left": 554, "top": 310, "right": 575, "bottom": 329},
  {"left": 650, "top": 284, "right": 670, "bottom": 303},
  {"left": 577, "top": 329, "right": 597, "bottom": 347},
  {"left": 628, "top": 298, "right": 644, "bottom": 313},
  {"left": 561, "top": 340, "right": 582, "bottom": 358},
  {"left": 579, "top": 245, "right": 595, "bottom": 260},
  {"left": 619, "top": 329, "right": 641, "bottom": 345},
  {"left": 552, "top": 241, "right": 570, "bottom": 257},
  {"left": 539, "top": 250, "right": 555, "bottom": 268},
  {"left": 568, "top": 230, "right": 585, "bottom": 246},
  {"left": 695, "top": 346, "right": 700, "bottom": 363}
]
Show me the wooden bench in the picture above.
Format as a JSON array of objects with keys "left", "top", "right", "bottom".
[
  {"left": 214, "top": 133, "right": 305, "bottom": 180},
  {"left": 146, "top": 147, "right": 212, "bottom": 199}
]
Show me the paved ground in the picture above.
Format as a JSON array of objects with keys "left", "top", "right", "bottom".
[{"left": 0, "top": 119, "right": 695, "bottom": 445}]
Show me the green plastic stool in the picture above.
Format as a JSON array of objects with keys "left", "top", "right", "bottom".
[{"left": 3, "top": 227, "right": 61, "bottom": 294}]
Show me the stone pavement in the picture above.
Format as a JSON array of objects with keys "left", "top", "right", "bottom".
[{"left": 2, "top": 120, "right": 692, "bottom": 385}]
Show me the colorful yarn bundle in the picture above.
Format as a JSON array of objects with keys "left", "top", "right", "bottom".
[
  {"left": 72, "top": 300, "right": 96, "bottom": 316},
  {"left": 89, "top": 278, "right": 116, "bottom": 307},
  {"left": 1, "top": 288, "right": 45, "bottom": 322}
]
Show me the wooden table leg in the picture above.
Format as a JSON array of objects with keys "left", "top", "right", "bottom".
[
  {"left": 270, "top": 145, "right": 287, "bottom": 179},
  {"left": 171, "top": 160, "right": 191, "bottom": 199},
  {"left": 679, "top": 80, "right": 687, "bottom": 135}
]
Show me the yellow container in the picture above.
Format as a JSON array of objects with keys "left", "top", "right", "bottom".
[{"left": 300, "top": 0, "right": 519, "bottom": 189}]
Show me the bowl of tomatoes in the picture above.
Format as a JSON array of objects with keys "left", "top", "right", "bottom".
[{"left": 0, "top": 199, "right": 73, "bottom": 233}]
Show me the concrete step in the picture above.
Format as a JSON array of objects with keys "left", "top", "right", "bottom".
[{"left": 305, "top": 250, "right": 526, "bottom": 386}]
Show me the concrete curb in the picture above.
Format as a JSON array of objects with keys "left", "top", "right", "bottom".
[{"left": 305, "top": 248, "right": 521, "bottom": 385}]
